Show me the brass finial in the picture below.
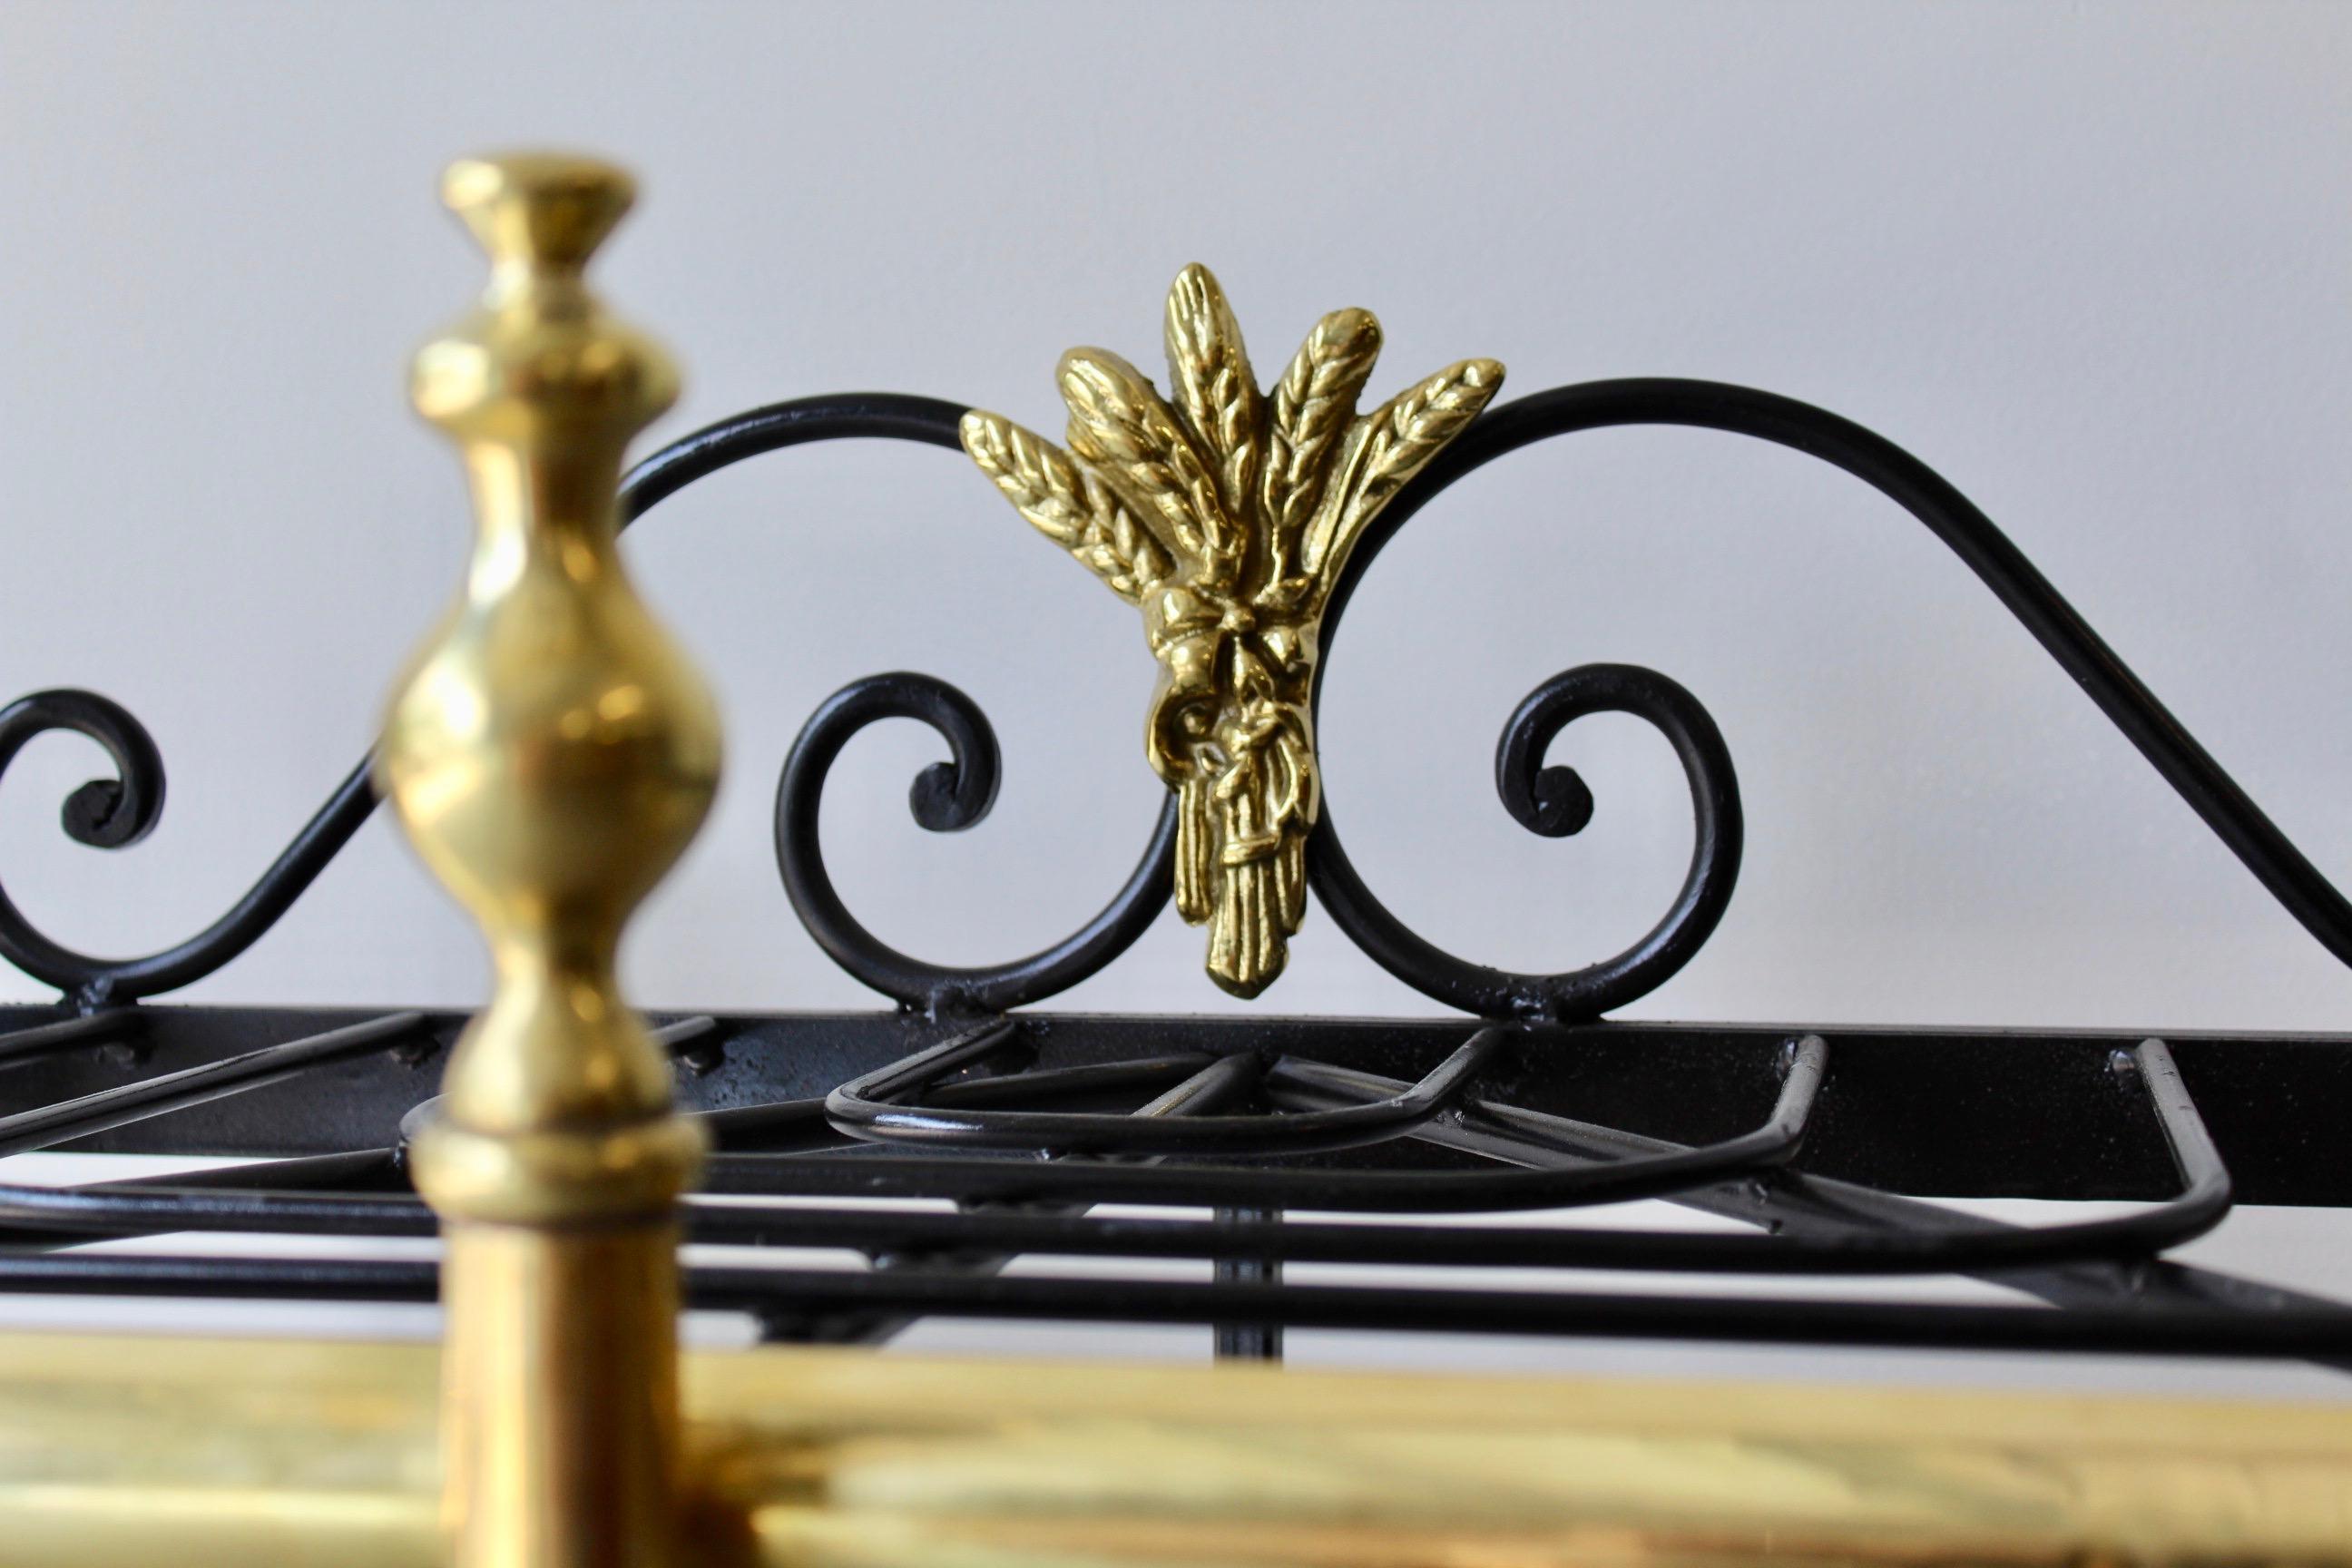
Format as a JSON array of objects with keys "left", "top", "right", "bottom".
[
  {"left": 441, "top": 154, "right": 636, "bottom": 273},
  {"left": 961, "top": 265, "right": 1501, "bottom": 997},
  {"left": 380, "top": 152, "right": 718, "bottom": 1568}
]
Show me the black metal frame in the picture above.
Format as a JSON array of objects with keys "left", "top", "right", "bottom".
[{"left": 4, "top": 381, "right": 2350, "bottom": 1368}]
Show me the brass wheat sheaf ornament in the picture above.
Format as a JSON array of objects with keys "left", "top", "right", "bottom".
[{"left": 961, "top": 266, "right": 1503, "bottom": 996}]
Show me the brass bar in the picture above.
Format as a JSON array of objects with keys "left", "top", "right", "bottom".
[
  {"left": 378, "top": 152, "right": 719, "bottom": 1568},
  {"left": 0, "top": 1334, "right": 2346, "bottom": 1568}
]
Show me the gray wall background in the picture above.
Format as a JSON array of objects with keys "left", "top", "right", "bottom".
[{"left": 3, "top": 0, "right": 2351, "bottom": 1393}]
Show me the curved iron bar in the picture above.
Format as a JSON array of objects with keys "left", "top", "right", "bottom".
[
  {"left": 787, "top": 1037, "right": 1269, "bottom": 1346},
  {"left": 615, "top": 392, "right": 970, "bottom": 522},
  {"left": 7, "top": 378, "right": 2352, "bottom": 1020},
  {"left": 1311, "top": 662, "right": 1740, "bottom": 1020},
  {"left": 710, "top": 1032, "right": 1824, "bottom": 1211},
  {"left": 0, "top": 1028, "right": 1823, "bottom": 1221},
  {"left": 775, "top": 672, "right": 1178, "bottom": 1014},
  {"left": 697, "top": 1053, "right": 1218, "bottom": 1148},
  {"left": 1309, "top": 377, "right": 2352, "bottom": 1013},
  {"left": 1265, "top": 1034, "right": 2232, "bottom": 1270},
  {"left": 771, "top": 1033, "right": 2227, "bottom": 1268},
  {"left": 0, "top": 691, "right": 377, "bottom": 1008},
  {"left": 822, "top": 1017, "right": 1510, "bottom": 1156},
  {"left": 0, "top": 396, "right": 971, "bottom": 1009},
  {"left": 0, "top": 1053, "right": 1223, "bottom": 1249}
]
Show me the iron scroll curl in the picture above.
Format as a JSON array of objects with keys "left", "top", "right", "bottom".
[
  {"left": 0, "top": 396, "right": 977, "bottom": 1011},
  {"left": 622, "top": 395, "right": 1183, "bottom": 1014},
  {"left": 662, "top": 396, "right": 1743, "bottom": 1016},
  {"left": 0, "top": 689, "right": 376, "bottom": 1008},
  {"left": 1301, "top": 377, "right": 2352, "bottom": 1013},
  {"left": 1305, "top": 662, "right": 1741, "bottom": 1022},
  {"left": 773, "top": 671, "right": 1181, "bottom": 1015},
  {"left": 6, "top": 383, "right": 2352, "bottom": 1017}
]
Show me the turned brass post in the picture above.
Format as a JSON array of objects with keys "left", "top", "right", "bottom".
[{"left": 378, "top": 153, "right": 720, "bottom": 1568}]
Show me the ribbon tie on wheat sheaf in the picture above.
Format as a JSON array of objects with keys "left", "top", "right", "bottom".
[{"left": 960, "top": 265, "right": 1504, "bottom": 997}]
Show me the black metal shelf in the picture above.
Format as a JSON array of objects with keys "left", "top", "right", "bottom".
[{"left": 0, "top": 1002, "right": 2345, "bottom": 1366}]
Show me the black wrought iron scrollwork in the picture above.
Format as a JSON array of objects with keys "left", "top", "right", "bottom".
[
  {"left": 0, "top": 395, "right": 982, "bottom": 1012},
  {"left": 774, "top": 672, "right": 1178, "bottom": 1015},
  {"left": 0, "top": 689, "right": 374, "bottom": 1008},
  {"left": 0, "top": 691, "right": 165, "bottom": 854},
  {"left": 1292, "top": 377, "right": 2352, "bottom": 1014},
  {"left": 621, "top": 394, "right": 1185, "bottom": 1015},
  {"left": 1308, "top": 663, "right": 1740, "bottom": 1021},
  {"left": 615, "top": 392, "right": 972, "bottom": 524},
  {"left": 9, "top": 377, "right": 2352, "bottom": 1019}
]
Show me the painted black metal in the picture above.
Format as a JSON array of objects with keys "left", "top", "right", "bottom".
[
  {"left": 11, "top": 383, "right": 2352, "bottom": 1022},
  {"left": 617, "top": 392, "right": 971, "bottom": 522},
  {"left": 824, "top": 1019, "right": 1514, "bottom": 1156},
  {"left": 775, "top": 672, "right": 1180, "bottom": 1015},
  {"left": 0, "top": 1014, "right": 426, "bottom": 1159},
  {"left": 5, "top": 382, "right": 2352, "bottom": 1367},
  {"left": 0, "top": 1002, "right": 2338, "bottom": 1362},
  {"left": 1213, "top": 1207, "right": 1282, "bottom": 1362},
  {"left": 1260, "top": 1038, "right": 2234, "bottom": 1272},
  {"left": 0, "top": 1010, "right": 142, "bottom": 1066},
  {"left": 778, "top": 1026, "right": 1270, "bottom": 1346},
  {"left": 736, "top": 1035, "right": 1822, "bottom": 1211},
  {"left": 0, "top": 1043, "right": 2211, "bottom": 1275},
  {"left": 11, "top": 1006, "right": 2352, "bottom": 1200},
  {"left": 5, "top": 1248, "right": 2351, "bottom": 1361},
  {"left": 0, "top": 690, "right": 377, "bottom": 1010},
  {"left": 0, "top": 1021, "right": 2176, "bottom": 1262},
  {"left": 1241, "top": 1040, "right": 2352, "bottom": 1364},
  {"left": 1311, "top": 662, "right": 1741, "bottom": 1021},
  {"left": 0, "top": 395, "right": 970, "bottom": 1013},
  {"left": 1328, "top": 378, "right": 2352, "bottom": 990}
]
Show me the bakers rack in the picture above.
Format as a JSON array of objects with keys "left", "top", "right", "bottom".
[{"left": 0, "top": 152, "right": 2347, "bottom": 1567}]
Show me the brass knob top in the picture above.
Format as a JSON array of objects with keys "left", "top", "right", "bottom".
[
  {"left": 411, "top": 152, "right": 679, "bottom": 446},
  {"left": 442, "top": 152, "right": 635, "bottom": 273}
]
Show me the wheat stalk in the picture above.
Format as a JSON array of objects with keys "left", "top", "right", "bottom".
[
  {"left": 1058, "top": 348, "right": 1238, "bottom": 574},
  {"left": 1210, "top": 855, "right": 1285, "bottom": 998},
  {"left": 1301, "top": 357, "right": 1504, "bottom": 584},
  {"left": 1162, "top": 264, "right": 1261, "bottom": 528},
  {"left": 959, "top": 411, "right": 1173, "bottom": 603},
  {"left": 1174, "top": 773, "right": 1214, "bottom": 925},
  {"left": 1259, "top": 307, "right": 1382, "bottom": 586}
]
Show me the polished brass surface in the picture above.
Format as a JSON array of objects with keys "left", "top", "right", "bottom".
[
  {"left": 2, "top": 1333, "right": 2347, "bottom": 1568},
  {"left": 377, "top": 152, "right": 719, "bottom": 1568},
  {"left": 961, "top": 266, "right": 1502, "bottom": 996}
]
